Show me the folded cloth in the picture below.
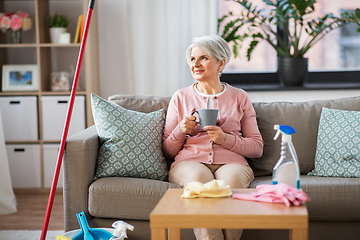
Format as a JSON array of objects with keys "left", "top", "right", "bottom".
[
  {"left": 232, "top": 183, "right": 310, "bottom": 207},
  {"left": 181, "top": 179, "right": 232, "bottom": 198}
]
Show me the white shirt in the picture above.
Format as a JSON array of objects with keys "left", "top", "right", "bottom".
[{"left": 194, "top": 83, "right": 226, "bottom": 109}]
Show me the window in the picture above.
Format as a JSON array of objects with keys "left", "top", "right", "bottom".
[
  {"left": 340, "top": 9, "right": 360, "bottom": 69},
  {"left": 218, "top": 0, "right": 360, "bottom": 88}
]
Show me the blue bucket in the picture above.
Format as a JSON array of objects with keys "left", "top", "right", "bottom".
[{"left": 73, "top": 211, "right": 113, "bottom": 240}]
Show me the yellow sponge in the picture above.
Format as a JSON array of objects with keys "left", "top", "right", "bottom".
[{"left": 56, "top": 235, "right": 72, "bottom": 240}]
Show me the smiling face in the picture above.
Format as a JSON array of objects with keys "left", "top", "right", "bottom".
[{"left": 190, "top": 47, "right": 224, "bottom": 83}]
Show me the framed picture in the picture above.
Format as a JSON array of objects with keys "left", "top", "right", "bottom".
[
  {"left": 2, "top": 65, "right": 39, "bottom": 91},
  {"left": 51, "top": 71, "right": 71, "bottom": 91}
]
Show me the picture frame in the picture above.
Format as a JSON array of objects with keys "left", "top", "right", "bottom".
[{"left": 2, "top": 64, "right": 39, "bottom": 91}]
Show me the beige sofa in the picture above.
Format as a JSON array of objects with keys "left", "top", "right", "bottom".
[{"left": 63, "top": 94, "right": 360, "bottom": 240}]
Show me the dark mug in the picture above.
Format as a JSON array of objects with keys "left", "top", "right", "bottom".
[{"left": 191, "top": 109, "right": 218, "bottom": 130}]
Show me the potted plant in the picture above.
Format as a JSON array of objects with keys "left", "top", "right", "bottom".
[
  {"left": 48, "top": 14, "right": 69, "bottom": 44},
  {"left": 219, "top": 0, "right": 360, "bottom": 86}
]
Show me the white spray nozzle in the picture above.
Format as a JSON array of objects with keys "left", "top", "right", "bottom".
[
  {"left": 273, "top": 125, "right": 296, "bottom": 142},
  {"left": 273, "top": 125, "right": 281, "bottom": 140},
  {"left": 111, "top": 221, "right": 134, "bottom": 240}
]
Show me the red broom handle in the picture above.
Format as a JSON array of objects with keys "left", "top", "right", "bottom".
[{"left": 40, "top": 1, "right": 95, "bottom": 240}]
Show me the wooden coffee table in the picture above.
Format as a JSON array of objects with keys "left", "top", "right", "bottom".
[{"left": 150, "top": 188, "right": 308, "bottom": 240}]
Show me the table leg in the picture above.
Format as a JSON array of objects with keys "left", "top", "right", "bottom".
[
  {"left": 168, "top": 228, "right": 181, "bottom": 240},
  {"left": 290, "top": 228, "right": 308, "bottom": 240},
  {"left": 151, "top": 227, "right": 167, "bottom": 240}
]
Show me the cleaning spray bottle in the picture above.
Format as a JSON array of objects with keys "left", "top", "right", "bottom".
[
  {"left": 110, "top": 220, "right": 134, "bottom": 240},
  {"left": 272, "top": 125, "right": 300, "bottom": 189}
]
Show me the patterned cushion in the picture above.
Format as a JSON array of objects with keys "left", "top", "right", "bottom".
[
  {"left": 308, "top": 107, "right": 360, "bottom": 177},
  {"left": 91, "top": 93, "right": 168, "bottom": 181}
]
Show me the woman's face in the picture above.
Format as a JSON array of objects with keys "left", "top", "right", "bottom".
[{"left": 190, "top": 47, "right": 222, "bottom": 82}]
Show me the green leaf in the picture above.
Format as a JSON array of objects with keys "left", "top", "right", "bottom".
[
  {"left": 221, "top": 18, "right": 242, "bottom": 39},
  {"left": 233, "top": 44, "right": 239, "bottom": 59},
  {"left": 355, "top": 8, "right": 360, "bottom": 18},
  {"left": 247, "top": 40, "right": 259, "bottom": 61},
  {"left": 263, "top": 0, "right": 276, "bottom": 7},
  {"left": 225, "top": 23, "right": 244, "bottom": 42}
]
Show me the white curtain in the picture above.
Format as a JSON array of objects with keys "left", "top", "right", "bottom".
[
  {"left": 97, "top": 0, "right": 218, "bottom": 98},
  {"left": 0, "top": 111, "right": 17, "bottom": 215}
]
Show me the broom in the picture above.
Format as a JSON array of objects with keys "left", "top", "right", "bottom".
[{"left": 40, "top": 0, "right": 96, "bottom": 239}]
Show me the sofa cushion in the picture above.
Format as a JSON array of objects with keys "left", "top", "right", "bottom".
[
  {"left": 308, "top": 107, "right": 360, "bottom": 177},
  {"left": 250, "top": 96, "right": 360, "bottom": 177},
  {"left": 250, "top": 175, "right": 360, "bottom": 221},
  {"left": 88, "top": 177, "right": 181, "bottom": 220},
  {"left": 91, "top": 93, "right": 168, "bottom": 181}
]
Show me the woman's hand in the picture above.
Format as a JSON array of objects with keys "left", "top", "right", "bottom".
[
  {"left": 204, "top": 126, "right": 226, "bottom": 145},
  {"left": 180, "top": 108, "right": 197, "bottom": 134}
]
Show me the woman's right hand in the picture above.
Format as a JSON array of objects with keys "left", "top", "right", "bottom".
[{"left": 180, "top": 108, "right": 197, "bottom": 133}]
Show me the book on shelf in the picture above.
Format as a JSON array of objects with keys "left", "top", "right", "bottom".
[
  {"left": 79, "top": 14, "right": 85, "bottom": 42},
  {"left": 74, "top": 14, "right": 84, "bottom": 43}
]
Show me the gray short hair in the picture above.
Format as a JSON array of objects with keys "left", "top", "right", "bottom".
[{"left": 186, "top": 35, "right": 231, "bottom": 66}]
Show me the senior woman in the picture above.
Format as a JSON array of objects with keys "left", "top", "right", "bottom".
[{"left": 162, "top": 35, "right": 264, "bottom": 240}]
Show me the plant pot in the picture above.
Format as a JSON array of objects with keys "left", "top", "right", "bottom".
[
  {"left": 277, "top": 57, "right": 308, "bottom": 87},
  {"left": 49, "top": 27, "right": 67, "bottom": 44}
]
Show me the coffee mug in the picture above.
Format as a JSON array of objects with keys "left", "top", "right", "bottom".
[{"left": 191, "top": 109, "right": 218, "bottom": 130}]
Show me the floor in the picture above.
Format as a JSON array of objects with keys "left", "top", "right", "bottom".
[{"left": 0, "top": 191, "right": 64, "bottom": 230}]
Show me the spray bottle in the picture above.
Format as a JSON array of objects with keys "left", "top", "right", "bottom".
[
  {"left": 110, "top": 220, "right": 134, "bottom": 240},
  {"left": 273, "top": 125, "right": 300, "bottom": 189}
]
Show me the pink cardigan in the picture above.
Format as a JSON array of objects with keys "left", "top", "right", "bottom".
[{"left": 162, "top": 83, "right": 264, "bottom": 169}]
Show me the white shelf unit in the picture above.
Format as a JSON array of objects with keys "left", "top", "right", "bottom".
[{"left": 0, "top": 0, "right": 99, "bottom": 190}]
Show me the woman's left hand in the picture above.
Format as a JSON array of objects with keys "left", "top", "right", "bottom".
[{"left": 203, "top": 126, "right": 226, "bottom": 145}]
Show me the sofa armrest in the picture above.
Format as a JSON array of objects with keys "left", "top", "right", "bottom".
[{"left": 63, "top": 125, "right": 99, "bottom": 231}]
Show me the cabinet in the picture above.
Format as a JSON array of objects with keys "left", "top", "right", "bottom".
[
  {"left": 41, "top": 95, "right": 85, "bottom": 141},
  {"left": 6, "top": 144, "right": 41, "bottom": 188},
  {"left": 0, "top": 0, "right": 99, "bottom": 190},
  {"left": 0, "top": 96, "right": 38, "bottom": 141}
]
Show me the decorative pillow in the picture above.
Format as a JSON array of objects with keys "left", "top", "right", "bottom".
[
  {"left": 91, "top": 93, "right": 168, "bottom": 181},
  {"left": 308, "top": 107, "right": 360, "bottom": 177}
]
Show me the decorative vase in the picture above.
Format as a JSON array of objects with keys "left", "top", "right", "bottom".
[
  {"left": 277, "top": 57, "right": 308, "bottom": 87},
  {"left": 10, "top": 30, "right": 22, "bottom": 44},
  {"left": 49, "top": 27, "right": 67, "bottom": 44}
]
